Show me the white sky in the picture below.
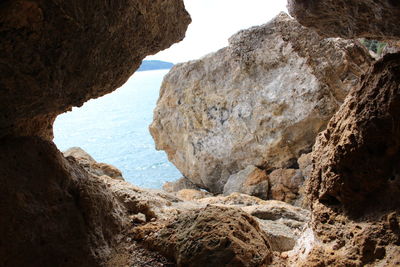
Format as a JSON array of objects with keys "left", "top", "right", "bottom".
[{"left": 146, "top": 0, "right": 288, "bottom": 64}]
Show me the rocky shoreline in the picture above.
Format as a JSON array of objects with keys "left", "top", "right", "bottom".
[{"left": 64, "top": 147, "right": 312, "bottom": 266}]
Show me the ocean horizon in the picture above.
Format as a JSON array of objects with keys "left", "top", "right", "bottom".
[{"left": 54, "top": 69, "right": 181, "bottom": 188}]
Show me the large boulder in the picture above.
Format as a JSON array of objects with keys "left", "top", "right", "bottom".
[
  {"left": 287, "top": 0, "right": 400, "bottom": 40},
  {"left": 150, "top": 12, "right": 372, "bottom": 193},
  {"left": 0, "top": 0, "right": 190, "bottom": 139},
  {"left": 136, "top": 205, "right": 273, "bottom": 267}
]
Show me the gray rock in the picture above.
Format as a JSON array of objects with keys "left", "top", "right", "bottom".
[
  {"left": 223, "top": 165, "right": 269, "bottom": 199},
  {"left": 150, "top": 12, "right": 372, "bottom": 194}
]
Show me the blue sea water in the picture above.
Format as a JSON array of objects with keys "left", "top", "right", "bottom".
[{"left": 53, "top": 69, "right": 181, "bottom": 188}]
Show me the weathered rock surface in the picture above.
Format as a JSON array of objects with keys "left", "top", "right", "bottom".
[
  {"left": 65, "top": 149, "right": 311, "bottom": 265},
  {"left": 269, "top": 168, "right": 304, "bottom": 204},
  {"left": 223, "top": 165, "right": 269, "bottom": 199},
  {"left": 292, "top": 54, "right": 400, "bottom": 266},
  {"left": 0, "top": 137, "right": 128, "bottom": 266},
  {"left": 287, "top": 0, "right": 400, "bottom": 40},
  {"left": 176, "top": 189, "right": 212, "bottom": 201},
  {"left": 163, "top": 176, "right": 200, "bottom": 193},
  {"left": 0, "top": 0, "right": 191, "bottom": 265},
  {"left": 0, "top": 0, "right": 190, "bottom": 139},
  {"left": 136, "top": 205, "right": 273, "bottom": 267},
  {"left": 64, "top": 147, "right": 124, "bottom": 180},
  {"left": 150, "top": 12, "right": 372, "bottom": 194},
  {"left": 309, "top": 53, "right": 400, "bottom": 213}
]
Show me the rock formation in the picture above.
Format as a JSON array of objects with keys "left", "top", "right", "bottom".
[
  {"left": 0, "top": 0, "right": 190, "bottom": 265},
  {"left": 287, "top": 1, "right": 400, "bottom": 265},
  {"left": 138, "top": 206, "right": 273, "bottom": 267},
  {"left": 150, "top": 12, "right": 372, "bottom": 194},
  {"left": 64, "top": 147, "right": 124, "bottom": 180},
  {"left": 67, "top": 148, "right": 311, "bottom": 266},
  {"left": 287, "top": 0, "right": 400, "bottom": 40},
  {"left": 0, "top": 0, "right": 190, "bottom": 140},
  {"left": 309, "top": 52, "right": 400, "bottom": 213},
  {"left": 0, "top": 138, "right": 128, "bottom": 266},
  {"left": 223, "top": 165, "right": 269, "bottom": 199}
]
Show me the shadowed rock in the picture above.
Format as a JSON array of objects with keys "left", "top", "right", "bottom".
[
  {"left": 0, "top": 0, "right": 190, "bottom": 139},
  {"left": 288, "top": 0, "right": 400, "bottom": 40},
  {"left": 309, "top": 53, "right": 400, "bottom": 214},
  {"left": 0, "top": 0, "right": 190, "bottom": 265}
]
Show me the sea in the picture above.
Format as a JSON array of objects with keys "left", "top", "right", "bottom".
[{"left": 53, "top": 69, "right": 181, "bottom": 188}]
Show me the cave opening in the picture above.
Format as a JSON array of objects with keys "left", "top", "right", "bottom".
[{"left": 52, "top": 0, "right": 288, "bottom": 190}]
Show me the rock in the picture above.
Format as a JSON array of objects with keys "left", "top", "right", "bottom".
[
  {"left": 297, "top": 153, "right": 313, "bottom": 180},
  {"left": 0, "top": 1, "right": 190, "bottom": 265},
  {"left": 294, "top": 53, "right": 400, "bottom": 266},
  {"left": 197, "top": 192, "right": 268, "bottom": 207},
  {"left": 242, "top": 201, "right": 310, "bottom": 252},
  {"left": 176, "top": 189, "right": 212, "bottom": 201},
  {"left": 223, "top": 165, "right": 269, "bottom": 199},
  {"left": 309, "top": 53, "right": 400, "bottom": 214},
  {"left": 382, "top": 41, "right": 400, "bottom": 56},
  {"left": 64, "top": 147, "right": 96, "bottom": 162},
  {"left": 269, "top": 168, "right": 304, "bottom": 204},
  {"left": 138, "top": 205, "right": 273, "bottom": 267},
  {"left": 0, "top": 0, "right": 191, "bottom": 139},
  {"left": 163, "top": 177, "right": 200, "bottom": 193},
  {"left": 287, "top": 0, "right": 400, "bottom": 40},
  {"left": 64, "top": 147, "right": 124, "bottom": 180},
  {"left": 0, "top": 137, "right": 128, "bottom": 266},
  {"left": 150, "top": 12, "right": 372, "bottom": 193}
]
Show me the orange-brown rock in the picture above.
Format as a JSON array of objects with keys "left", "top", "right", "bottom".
[
  {"left": 64, "top": 147, "right": 124, "bottom": 180},
  {"left": 0, "top": 0, "right": 190, "bottom": 139},
  {"left": 137, "top": 205, "right": 273, "bottom": 267},
  {"left": 269, "top": 168, "right": 304, "bottom": 204},
  {"left": 309, "top": 53, "right": 400, "bottom": 214},
  {"left": 288, "top": 0, "right": 400, "bottom": 40},
  {"left": 290, "top": 53, "right": 400, "bottom": 266}
]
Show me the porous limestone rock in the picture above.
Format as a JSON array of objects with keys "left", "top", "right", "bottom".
[
  {"left": 296, "top": 53, "right": 400, "bottom": 266},
  {"left": 136, "top": 205, "right": 273, "bottom": 267},
  {"left": 0, "top": 0, "right": 190, "bottom": 139},
  {"left": 288, "top": 0, "right": 400, "bottom": 40},
  {"left": 197, "top": 195, "right": 310, "bottom": 253},
  {"left": 150, "top": 12, "right": 372, "bottom": 194},
  {"left": 223, "top": 165, "right": 269, "bottom": 199},
  {"left": 309, "top": 53, "right": 400, "bottom": 213},
  {"left": 64, "top": 147, "right": 124, "bottom": 180}
]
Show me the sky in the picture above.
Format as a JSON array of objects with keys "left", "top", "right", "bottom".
[{"left": 146, "top": 0, "right": 288, "bottom": 64}]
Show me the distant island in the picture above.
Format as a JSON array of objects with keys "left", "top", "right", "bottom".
[{"left": 137, "top": 60, "right": 174, "bottom": 71}]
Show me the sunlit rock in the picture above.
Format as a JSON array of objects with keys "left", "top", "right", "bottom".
[{"left": 150, "top": 12, "right": 372, "bottom": 194}]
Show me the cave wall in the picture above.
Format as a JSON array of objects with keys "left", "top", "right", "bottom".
[
  {"left": 0, "top": 0, "right": 190, "bottom": 265},
  {"left": 288, "top": 0, "right": 400, "bottom": 265},
  {"left": 0, "top": 0, "right": 190, "bottom": 139},
  {"left": 310, "top": 53, "right": 400, "bottom": 214},
  {"left": 287, "top": 0, "right": 400, "bottom": 40}
]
